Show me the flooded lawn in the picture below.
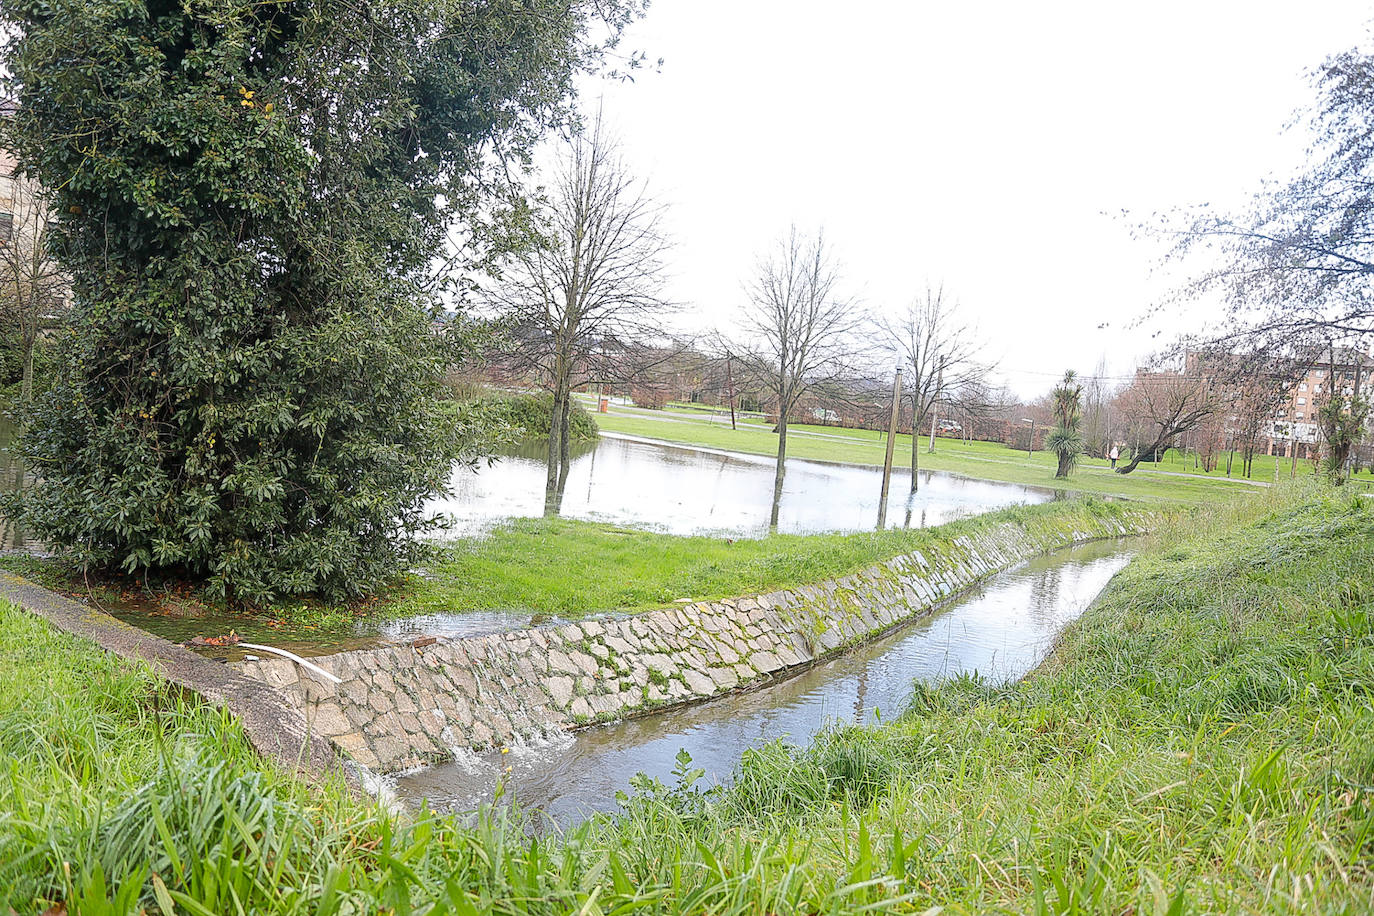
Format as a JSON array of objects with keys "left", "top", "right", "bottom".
[{"left": 430, "top": 434, "right": 1055, "bottom": 537}]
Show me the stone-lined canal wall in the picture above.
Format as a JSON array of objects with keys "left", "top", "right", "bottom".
[{"left": 238, "top": 504, "right": 1150, "bottom": 773}]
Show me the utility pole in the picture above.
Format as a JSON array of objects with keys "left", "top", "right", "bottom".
[
  {"left": 725, "top": 354, "right": 738, "bottom": 430},
  {"left": 877, "top": 367, "right": 903, "bottom": 529}
]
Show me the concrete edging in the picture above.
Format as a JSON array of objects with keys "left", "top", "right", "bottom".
[{"left": 0, "top": 571, "right": 350, "bottom": 786}]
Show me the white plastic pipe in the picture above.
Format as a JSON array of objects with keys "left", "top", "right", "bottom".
[{"left": 238, "top": 642, "right": 342, "bottom": 684}]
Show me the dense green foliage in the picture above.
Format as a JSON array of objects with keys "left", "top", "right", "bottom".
[
  {"left": 1047, "top": 369, "right": 1084, "bottom": 479},
  {"left": 0, "top": 0, "right": 637, "bottom": 604},
  {"left": 401, "top": 498, "right": 1140, "bottom": 618},
  {"left": 476, "top": 391, "right": 600, "bottom": 444},
  {"left": 2, "top": 484, "right": 1372, "bottom": 911}
]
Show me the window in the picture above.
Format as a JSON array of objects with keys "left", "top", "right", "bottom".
[
  {"left": 1314, "top": 385, "right": 1322, "bottom": 394},
  {"left": 1294, "top": 412, "right": 1304, "bottom": 419},
  {"left": 1299, "top": 383, "right": 1308, "bottom": 391},
  {"left": 0, "top": 211, "right": 12, "bottom": 243},
  {"left": 1296, "top": 397, "right": 1306, "bottom": 405},
  {"left": 1316, "top": 369, "right": 1326, "bottom": 378}
]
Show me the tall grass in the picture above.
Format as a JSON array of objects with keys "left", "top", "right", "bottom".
[{"left": 2, "top": 481, "right": 1372, "bottom": 912}]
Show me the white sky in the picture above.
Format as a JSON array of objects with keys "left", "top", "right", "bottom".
[{"left": 579, "top": 1, "right": 1372, "bottom": 398}]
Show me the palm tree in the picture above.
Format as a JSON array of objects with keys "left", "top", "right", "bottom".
[{"left": 1047, "top": 370, "right": 1084, "bottom": 479}]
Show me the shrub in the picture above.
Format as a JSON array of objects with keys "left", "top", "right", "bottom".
[
  {"left": 2, "top": 0, "right": 626, "bottom": 604},
  {"left": 476, "top": 391, "right": 599, "bottom": 442}
]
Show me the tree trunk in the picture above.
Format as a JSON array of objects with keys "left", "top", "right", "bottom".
[
  {"left": 909, "top": 395, "right": 921, "bottom": 492},
  {"left": 557, "top": 393, "right": 573, "bottom": 492},
  {"left": 545, "top": 374, "right": 568, "bottom": 515},
  {"left": 770, "top": 406, "right": 788, "bottom": 531},
  {"left": 19, "top": 311, "right": 36, "bottom": 406},
  {"left": 19, "top": 344, "right": 33, "bottom": 406},
  {"left": 1055, "top": 451, "right": 1072, "bottom": 478}
]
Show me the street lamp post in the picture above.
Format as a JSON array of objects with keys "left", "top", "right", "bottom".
[{"left": 1021, "top": 417, "right": 1035, "bottom": 458}]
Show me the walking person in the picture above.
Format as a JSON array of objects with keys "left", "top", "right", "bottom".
[{"left": 1109, "top": 445, "right": 1119, "bottom": 470}]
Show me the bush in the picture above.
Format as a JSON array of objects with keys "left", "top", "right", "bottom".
[
  {"left": 2, "top": 0, "right": 621, "bottom": 605},
  {"left": 476, "top": 391, "right": 599, "bottom": 442}
]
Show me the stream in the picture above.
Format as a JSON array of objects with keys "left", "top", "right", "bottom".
[{"left": 393, "top": 539, "right": 1133, "bottom": 825}]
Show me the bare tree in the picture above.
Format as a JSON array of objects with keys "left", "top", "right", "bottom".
[
  {"left": 1113, "top": 363, "right": 1219, "bottom": 475},
  {"left": 876, "top": 284, "right": 989, "bottom": 490},
  {"left": 0, "top": 162, "right": 65, "bottom": 405},
  {"left": 1161, "top": 45, "right": 1374, "bottom": 358},
  {"left": 737, "top": 227, "right": 862, "bottom": 528},
  {"left": 487, "top": 113, "right": 672, "bottom": 511},
  {"left": 1314, "top": 342, "right": 1371, "bottom": 483},
  {"left": 1080, "top": 355, "right": 1119, "bottom": 458}
]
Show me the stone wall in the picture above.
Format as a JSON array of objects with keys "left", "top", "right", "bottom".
[{"left": 238, "top": 506, "right": 1149, "bottom": 773}]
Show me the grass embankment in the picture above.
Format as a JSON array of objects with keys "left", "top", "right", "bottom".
[
  {"left": 3, "top": 483, "right": 1372, "bottom": 912},
  {"left": 396, "top": 498, "right": 1141, "bottom": 618},
  {"left": 0, "top": 499, "right": 1139, "bottom": 629},
  {"left": 585, "top": 399, "right": 1335, "bottom": 504}
]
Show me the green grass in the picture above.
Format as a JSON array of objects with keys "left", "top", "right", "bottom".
[
  {"left": 584, "top": 398, "right": 1318, "bottom": 504},
  {"left": 0, "top": 498, "right": 1142, "bottom": 629},
  {"left": 393, "top": 498, "right": 1143, "bottom": 618},
  {"left": 3, "top": 482, "right": 1373, "bottom": 912},
  {"left": 2, "top": 483, "right": 1373, "bottom": 911}
]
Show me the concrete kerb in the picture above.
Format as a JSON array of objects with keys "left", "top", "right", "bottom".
[{"left": 0, "top": 571, "right": 360, "bottom": 793}]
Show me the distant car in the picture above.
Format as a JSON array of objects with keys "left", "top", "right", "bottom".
[{"left": 938, "top": 420, "right": 963, "bottom": 432}]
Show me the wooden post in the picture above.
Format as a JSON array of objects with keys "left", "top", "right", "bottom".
[
  {"left": 725, "top": 355, "right": 737, "bottom": 430},
  {"left": 927, "top": 368, "right": 942, "bottom": 454},
  {"left": 877, "top": 368, "right": 903, "bottom": 529}
]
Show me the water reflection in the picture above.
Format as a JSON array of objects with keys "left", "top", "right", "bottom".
[
  {"left": 394, "top": 541, "right": 1132, "bottom": 824},
  {"left": 430, "top": 435, "right": 1054, "bottom": 538},
  {"left": 0, "top": 421, "right": 1055, "bottom": 545}
]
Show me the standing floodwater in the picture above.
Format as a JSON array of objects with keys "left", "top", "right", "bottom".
[
  {"left": 427, "top": 434, "right": 1055, "bottom": 537},
  {"left": 394, "top": 540, "right": 1132, "bottom": 823}
]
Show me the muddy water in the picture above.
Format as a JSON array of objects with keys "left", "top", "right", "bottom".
[{"left": 393, "top": 540, "right": 1133, "bottom": 824}]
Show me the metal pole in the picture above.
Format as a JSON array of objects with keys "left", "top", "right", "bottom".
[{"left": 877, "top": 368, "right": 902, "bottom": 529}]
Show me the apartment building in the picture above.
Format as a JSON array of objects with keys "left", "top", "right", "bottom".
[{"left": 1265, "top": 347, "right": 1374, "bottom": 458}]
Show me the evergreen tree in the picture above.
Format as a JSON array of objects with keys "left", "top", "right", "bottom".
[
  {"left": 1047, "top": 370, "right": 1083, "bottom": 479},
  {"left": 2, "top": 0, "right": 639, "bottom": 604}
]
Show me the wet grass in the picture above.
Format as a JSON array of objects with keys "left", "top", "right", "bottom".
[
  {"left": 391, "top": 497, "right": 1144, "bottom": 618},
  {"left": 1, "top": 497, "right": 1144, "bottom": 629},
  {"left": 2, "top": 482, "right": 1372, "bottom": 912}
]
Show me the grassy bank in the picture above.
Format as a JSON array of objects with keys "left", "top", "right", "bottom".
[
  {"left": 0, "top": 498, "right": 1143, "bottom": 630},
  {"left": 586, "top": 400, "right": 1301, "bottom": 504},
  {"left": 3, "top": 482, "right": 1372, "bottom": 911},
  {"left": 396, "top": 497, "right": 1144, "bottom": 618}
]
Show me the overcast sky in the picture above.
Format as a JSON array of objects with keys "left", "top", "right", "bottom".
[{"left": 577, "top": 1, "right": 1372, "bottom": 398}]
